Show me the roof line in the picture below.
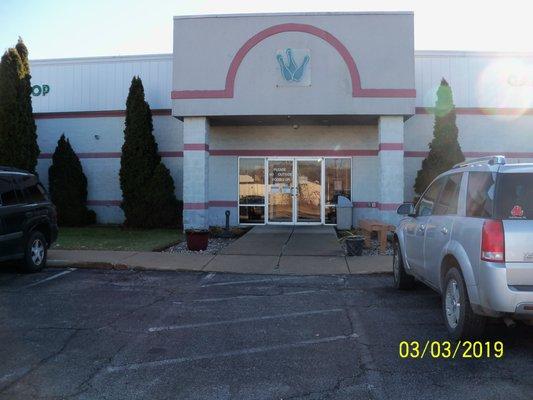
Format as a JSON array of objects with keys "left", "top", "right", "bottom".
[
  {"left": 173, "top": 11, "right": 414, "bottom": 20},
  {"left": 29, "top": 53, "right": 172, "bottom": 64}
]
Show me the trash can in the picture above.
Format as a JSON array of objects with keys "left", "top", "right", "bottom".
[{"left": 336, "top": 195, "right": 353, "bottom": 230}]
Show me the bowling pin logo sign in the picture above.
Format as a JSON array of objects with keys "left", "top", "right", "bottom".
[{"left": 276, "top": 49, "right": 311, "bottom": 87}]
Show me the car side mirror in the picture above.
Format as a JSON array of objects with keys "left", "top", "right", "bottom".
[{"left": 397, "top": 202, "right": 415, "bottom": 216}]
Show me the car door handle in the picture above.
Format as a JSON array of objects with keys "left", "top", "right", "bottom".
[{"left": 441, "top": 227, "right": 449, "bottom": 235}]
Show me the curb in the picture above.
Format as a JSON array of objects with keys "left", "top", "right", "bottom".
[{"left": 47, "top": 260, "right": 393, "bottom": 275}]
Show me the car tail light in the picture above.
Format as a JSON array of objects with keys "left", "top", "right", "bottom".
[{"left": 481, "top": 219, "right": 505, "bottom": 263}]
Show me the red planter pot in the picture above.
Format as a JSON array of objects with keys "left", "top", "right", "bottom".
[{"left": 186, "top": 231, "right": 209, "bottom": 251}]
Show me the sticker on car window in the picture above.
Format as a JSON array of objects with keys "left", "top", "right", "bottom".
[{"left": 510, "top": 205, "right": 525, "bottom": 219}]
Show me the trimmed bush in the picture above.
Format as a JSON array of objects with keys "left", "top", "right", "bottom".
[
  {"left": 414, "top": 78, "right": 465, "bottom": 196},
  {"left": 119, "top": 76, "right": 180, "bottom": 228},
  {"left": 48, "top": 135, "right": 96, "bottom": 226}
]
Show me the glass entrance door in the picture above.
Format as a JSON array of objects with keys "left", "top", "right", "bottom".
[
  {"left": 267, "top": 158, "right": 323, "bottom": 224},
  {"left": 296, "top": 159, "right": 322, "bottom": 223},
  {"left": 268, "top": 159, "right": 294, "bottom": 223}
]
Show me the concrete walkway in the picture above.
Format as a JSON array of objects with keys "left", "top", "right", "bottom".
[{"left": 48, "top": 226, "right": 393, "bottom": 275}]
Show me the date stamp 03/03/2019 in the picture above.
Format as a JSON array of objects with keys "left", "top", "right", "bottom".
[{"left": 399, "top": 340, "right": 504, "bottom": 359}]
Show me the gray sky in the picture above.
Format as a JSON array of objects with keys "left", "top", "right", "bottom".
[{"left": 1, "top": 0, "right": 532, "bottom": 59}]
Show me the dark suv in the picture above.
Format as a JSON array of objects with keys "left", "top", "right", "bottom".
[{"left": 0, "top": 167, "right": 58, "bottom": 272}]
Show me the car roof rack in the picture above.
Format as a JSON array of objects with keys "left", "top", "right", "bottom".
[{"left": 453, "top": 155, "right": 506, "bottom": 169}]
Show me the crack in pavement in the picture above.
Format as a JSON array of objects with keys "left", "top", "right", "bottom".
[{"left": 0, "top": 328, "right": 80, "bottom": 395}]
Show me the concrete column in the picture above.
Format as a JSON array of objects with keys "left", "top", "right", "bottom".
[
  {"left": 378, "top": 116, "right": 405, "bottom": 223},
  {"left": 183, "top": 117, "right": 209, "bottom": 230}
]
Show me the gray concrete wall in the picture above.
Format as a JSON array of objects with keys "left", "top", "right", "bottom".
[
  {"left": 208, "top": 124, "right": 381, "bottom": 226},
  {"left": 172, "top": 12, "right": 415, "bottom": 117},
  {"left": 35, "top": 115, "right": 183, "bottom": 224}
]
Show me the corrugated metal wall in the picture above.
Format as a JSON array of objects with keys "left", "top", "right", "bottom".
[
  {"left": 415, "top": 51, "right": 533, "bottom": 109},
  {"left": 30, "top": 54, "right": 172, "bottom": 113}
]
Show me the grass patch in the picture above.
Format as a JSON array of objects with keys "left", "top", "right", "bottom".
[{"left": 52, "top": 226, "right": 183, "bottom": 252}]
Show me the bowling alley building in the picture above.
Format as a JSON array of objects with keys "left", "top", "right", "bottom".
[{"left": 29, "top": 12, "right": 533, "bottom": 229}]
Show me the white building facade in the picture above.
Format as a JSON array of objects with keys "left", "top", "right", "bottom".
[{"left": 29, "top": 12, "right": 533, "bottom": 228}]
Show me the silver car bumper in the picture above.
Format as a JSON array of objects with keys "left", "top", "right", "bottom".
[{"left": 475, "top": 261, "right": 533, "bottom": 318}]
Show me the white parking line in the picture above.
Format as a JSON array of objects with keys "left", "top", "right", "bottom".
[
  {"left": 179, "top": 289, "right": 321, "bottom": 304},
  {"left": 201, "top": 276, "right": 302, "bottom": 287},
  {"left": 106, "top": 332, "right": 358, "bottom": 373},
  {"left": 200, "top": 272, "right": 216, "bottom": 284},
  {"left": 148, "top": 308, "right": 343, "bottom": 332},
  {"left": 22, "top": 268, "right": 76, "bottom": 288}
]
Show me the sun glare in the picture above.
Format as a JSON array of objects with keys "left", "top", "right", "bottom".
[{"left": 477, "top": 58, "right": 533, "bottom": 119}]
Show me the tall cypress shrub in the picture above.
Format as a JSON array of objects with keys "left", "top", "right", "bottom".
[
  {"left": 0, "top": 39, "right": 39, "bottom": 172},
  {"left": 414, "top": 78, "right": 465, "bottom": 196},
  {"left": 16, "top": 38, "right": 39, "bottom": 172},
  {"left": 119, "top": 76, "right": 180, "bottom": 228},
  {"left": 48, "top": 135, "right": 96, "bottom": 226}
]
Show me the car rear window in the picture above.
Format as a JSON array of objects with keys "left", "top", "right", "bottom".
[{"left": 495, "top": 173, "right": 533, "bottom": 220}]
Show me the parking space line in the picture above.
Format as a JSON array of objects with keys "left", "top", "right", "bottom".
[
  {"left": 106, "top": 332, "right": 358, "bottom": 372},
  {"left": 180, "top": 289, "right": 322, "bottom": 304},
  {"left": 148, "top": 308, "right": 343, "bottom": 332},
  {"left": 22, "top": 268, "right": 76, "bottom": 288},
  {"left": 201, "top": 276, "right": 302, "bottom": 287}
]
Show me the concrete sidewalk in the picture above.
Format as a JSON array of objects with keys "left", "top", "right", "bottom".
[
  {"left": 48, "top": 225, "right": 392, "bottom": 275},
  {"left": 47, "top": 249, "right": 392, "bottom": 275}
]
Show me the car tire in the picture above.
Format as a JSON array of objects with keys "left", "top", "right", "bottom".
[
  {"left": 442, "top": 267, "right": 486, "bottom": 339},
  {"left": 19, "top": 231, "right": 47, "bottom": 273},
  {"left": 393, "top": 240, "right": 415, "bottom": 290}
]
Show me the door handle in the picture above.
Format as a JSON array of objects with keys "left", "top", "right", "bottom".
[{"left": 441, "top": 227, "right": 449, "bottom": 235}]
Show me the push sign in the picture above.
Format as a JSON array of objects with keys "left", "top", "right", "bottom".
[{"left": 31, "top": 84, "right": 50, "bottom": 96}]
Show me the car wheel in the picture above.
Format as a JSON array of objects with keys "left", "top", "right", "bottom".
[
  {"left": 393, "top": 240, "right": 415, "bottom": 290},
  {"left": 20, "top": 231, "right": 47, "bottom": 273},
  {"left": 442, "top": 267, "right": 486, "bottom": 339}
]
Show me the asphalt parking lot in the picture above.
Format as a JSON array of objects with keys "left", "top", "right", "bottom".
[{"left": 0, "top": 266, "right": 531, "bottom": 400}]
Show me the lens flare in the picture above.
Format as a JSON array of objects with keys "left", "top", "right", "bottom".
[{"left": 476, "top": 59, "right": 532, "bottom": 119}]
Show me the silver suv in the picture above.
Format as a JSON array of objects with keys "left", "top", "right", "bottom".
[{"left": 394, "top": 156, "right": 533, "bottom": 338}]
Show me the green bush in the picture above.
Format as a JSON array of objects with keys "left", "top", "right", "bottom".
[
  {"left": 119, "top": 77, "right": 181, "bottom": 228},
  {"left": 0, "top": 38, "right": 39, "bottom": 172},
  {"left": 48, "top": 135, "right": 96, "bottom": 226},
  {"left": 414, "top": 78, "right": 465, "bottom": 196}
]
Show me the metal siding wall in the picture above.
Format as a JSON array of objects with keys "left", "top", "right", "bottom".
[
  {"left": 30, "top": 55, "right": 173, "bottom": 113},
  {"left": 414, "top": 52, "right": 533, "bottom": 108}
]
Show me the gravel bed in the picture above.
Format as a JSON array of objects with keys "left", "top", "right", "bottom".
[
  {"left": 341, "top": 237, "right": 394, "bottom": 256},
  {"left": 164, "top": 237, "right": 236, "bottom": 255}
]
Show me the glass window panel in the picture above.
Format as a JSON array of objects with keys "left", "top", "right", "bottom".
[
  {"left": 325, "top": 158, "right": 351, "bottom": 206},
  {"left": 268, "top": 160, "right": 293, "bottom": 222},
  {"left": 433, "top": 173, "right": 462, "bottom": 216},
  {"left": 466, "top": 172, "right": 496, "bottom": 218},
  {"left": 239, "top": 158, "right": 265, "bottom": 205},
  {"left": 416, "top": 177, "right": 445, "bottom": 217},
  {"left": 0, "top": 176, "right": 19, "bottom": 206},
  {"left": 239, "top": 206, "right": 265, "bottom": 224},
  {"left": 19, "top": 175, "right": 48, "bottom": 203}
]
